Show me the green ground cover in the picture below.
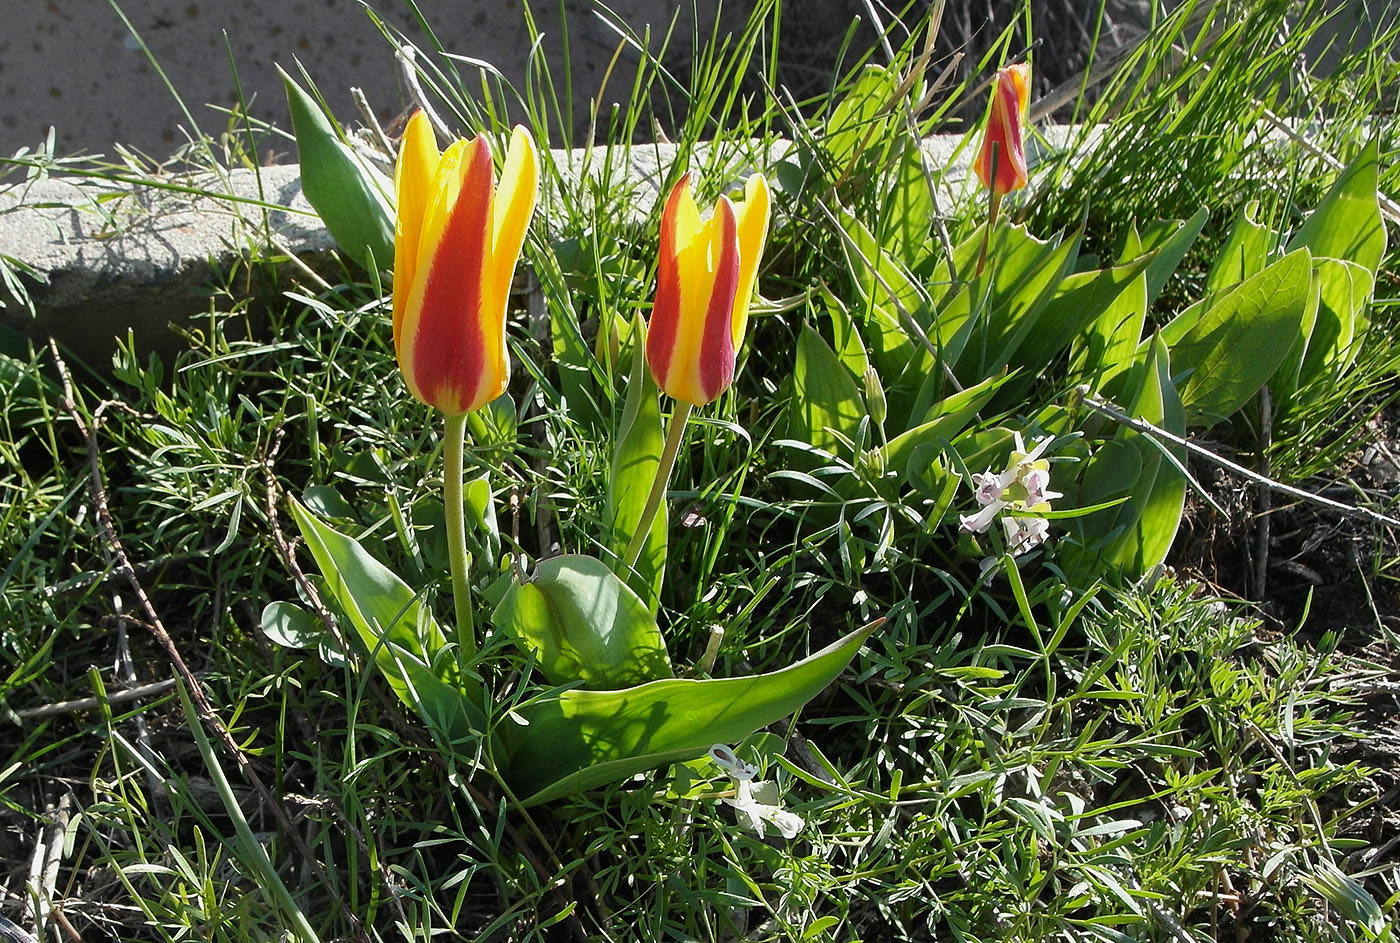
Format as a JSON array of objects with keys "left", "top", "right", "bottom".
[{"left": 3, "top": 0, "right": 1400, "bottom": 939}]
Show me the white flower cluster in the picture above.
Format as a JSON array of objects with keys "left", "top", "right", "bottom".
[
  {"left": 959, "top": 432, "right": 1061, "bottom": 556},
  {"left": 708, "top": 744, "right": 804, "bottom": 839}
]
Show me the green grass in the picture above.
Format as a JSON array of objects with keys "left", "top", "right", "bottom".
[{"left": 2, "top": 0, "right": 1399, "bottom": 940}]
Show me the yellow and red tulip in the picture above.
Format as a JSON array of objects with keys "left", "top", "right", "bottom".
[
  {"left": 974, "top": 63, "right": 1031, "bottom": 197},
  {"left": 646, "top": 173, "right": 770, "bottom": 408},
  {"left": 392, "top": 111, "right": 538, "bottom": 415}
]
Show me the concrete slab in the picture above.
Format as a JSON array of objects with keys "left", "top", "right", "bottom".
[{"left": 0, "top": 124, "right": 1106, "bottom": 368}]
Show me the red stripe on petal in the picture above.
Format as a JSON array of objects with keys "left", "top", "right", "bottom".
[
  {"left": 414, "top": 136, "right": 494, "bottom": 414},
  {"left": 646, "top": 174, "right": 689, "bottom": 394},
  {"left": 696, "top": 198, "right": 740, "bottom": 404}
]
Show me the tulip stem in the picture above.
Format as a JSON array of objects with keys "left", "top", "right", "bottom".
[
  {"left": 443, "top": 410, "right": 479, "bottom": 664},
  {"left": 623, "top": 401, "right": 693, "bottom": 573},
  {"left": 976, "top": 144, "right": 1002, "bottom": 278}
]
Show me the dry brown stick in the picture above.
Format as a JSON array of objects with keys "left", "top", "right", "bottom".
[
  {"left": 46, "top": 339, "right": 367, "bottom": 943},
  {"left": 1255, "top": 387, "right": 1273, "bottom": 602},
  {"left": 22, "top": 792, "right": 70, "bottom": 941},
  {"left": 1079, "top": 389, "right": 1400, "bottom": 529},
  {"left": 15, "top": 678, "right": 179, "bottom": 721}
]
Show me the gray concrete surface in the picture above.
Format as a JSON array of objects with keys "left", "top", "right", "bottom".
[
  {"left": 0, "top": 0, "right": 748, "bottom": 161},
  {"left": 0, "top": 128, "right": 997, "bottom": 367}
]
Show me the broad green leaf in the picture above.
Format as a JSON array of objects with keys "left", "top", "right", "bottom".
[
  {"left": 607, "top": 327, "right": 666, "bottom": 607},
  {"left": 540, "top": 244, "right": 605, "bottom": 429},
  {"left": 1300, "top": 257, "right": 1373, "bottom": 384},
  {"left": 1006, "top": 251, "right": 1155, "bottom": 404},
  {"left": 946, "top": 224, "right": 1080, "bottom": 379},
  {"left": 876, "top": 134, "right": 936, "bottom": 270},
  {"left": 287, "top": 499, "right": 481, "bottom": 722},
  {"left": 1067, "top": 337, "right": 1184, "bottom": 578},
  {"left": 280, "top": 65, "right": 394, "bottom": 271},
  {"left": 463, "top": 474, "right": 500, "bottom": 570},
  {"left": 1266, "top": 264, "right": 1322, "bottom": 409},
  {"left": 1171, "top": 248, "right": 1312, "bottom": 425},
  {"left": 883, "top": 372, "right": 1007, "bottom": 475},
  {"left": 466, "top": 393, "right": 517, "bottom": 454},
  {"left": 493, "top": 555, "right": 672, "bottom": 690},
  {"left": 1205, "top": 201, "right": 1272, "bottom": 296},
  {"left": 502, "top": 620, "right": 878, "bottom": 806},
  {"left": 1134, "top": 208, "right": 1208, "bottom": 309},
  {"left": 261, "top": 601, "right": 323, "bottom": 649},
  {"left": 1287, "top": 137, "right": 1387, "bottom": 278},
  {"left": 790, "top": 324, "right": 867, "bottom": 457},
  {"left": 842, "top": 214, "right": 935, "bottom": 421},
  {"left": 1110, "top": 335, "right": 1186, "bottom": 575},
  {"left": 1069, "top": 223, "right": 1151, "bottom": 396},
  {"left": 948, "top": 427, "right": 1016, "bottom": 489},
  {"left": 1068, "top": 439, "right": 1143, "bottom": 524},
  {"left": 1075, "top": 277, "right": 1147, "bottom": 399},
  {"left": 906, "top": 444, "right": 961, "bottom": 515},
  {"left": 821, "top": 286, "right": 871, "bottom": 380}
]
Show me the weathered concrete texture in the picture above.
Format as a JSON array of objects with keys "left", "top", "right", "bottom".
[
  {"left": 0, "top": 0, "right": 748, "bottom": 161},
  {"left": 0, "top": 130, "right": 996, "bottom": 367},
  {"left": 0, "top": 139, "right": 728, "bottom": 366},
  {"left": 0, "top": 164, "right": 335, "bottom": 366}
]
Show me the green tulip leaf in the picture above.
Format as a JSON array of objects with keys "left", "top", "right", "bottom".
[
  {"left": 1300, "top": 257, "right": 1373, "bottom": 385},
  {"left": 279, "top": 64, "right": 394, "bottom": 272},
  {"left": 1068, "top": 337, "right": 1184, "bottom": 578},
  {"left": 1005, "top": 250, "right": 1155, "bottom": 406},
  {"left": 791, "top": 323, "right": 866, "bottom": 458},
  {"left": 1134, "top": 207, "right": 1208, "bottom": 310},
  {"left": 494, "top": 554, "right": 672, "bottom": 690},
  {"left": 1287, "top": 137, "right": 1387, "bottom": 279},
  {"left": 884, "top": 372, "right": 1007, "bottom": 478},
  {"left": 608, "top": 324, "right": 666, "bottom": 606},
  {"left": 841, "top": 213, "right": 935, "bottom": 427},
  {"left": 824, "top": 65, "right": 900, "bottom": 174},
  {"left": 502, "top": 619, "right": 879, "bottom": 806},
  {"left": 1205, "top": 201, "right": 1273, "bottom": 297},
  {"left": 260, "top": 600, "right": 324, "bottom": 649},
  {"left": 1171, "top": 248, "right": 1312, "bottom": 426},
  {"left": 944, "top": 223, "right": 1080, "bottom": 379},
  {"left": 287, "top": 499, "right": 483, "bottom": 729}
]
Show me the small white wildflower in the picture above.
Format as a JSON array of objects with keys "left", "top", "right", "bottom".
[
  {"left": 972, "top": 469, "right": 1006, "bottom": 505},
  {"left": 1001, "top": 515, "right": 1050, "bottom": 555},
  {"left": 709, "top": 744, "right": 804, "bottom": 839},
  {"left": 959, "top": 500, "right": 1007, "bottom": 534},
  {"left": 725, "top": 779, "right": 805, "bottom": 839}
]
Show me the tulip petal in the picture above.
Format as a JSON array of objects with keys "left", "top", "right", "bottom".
[
  {"left": 974, "top": 64, "right": 1031, "bottom": 196},
  {"left": 730, "top": 173, "right": 770, "bottom": 347},
  {"left": 695, "top": 197, "right": 740, "bottom": 403},
  {"left": 393, "top": 111, "right": 439, "bottom": 348},
  {"left": 646, "top": 175, "right": 690, "bottom": 400},
  {"left": 403, "top": 136, "right": 494, "bottom": 414},
  {"left": 485, "top": 126, "right": 539, "bottom": 344}
]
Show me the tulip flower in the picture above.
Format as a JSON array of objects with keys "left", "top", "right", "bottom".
[
  {"left": 391, "top": 111, "right": 537, "bottom": 663},
  {"left": 622, "top": 173, "right": 769, "bottom": 574},
  {"left": 646, "top": 172, "right": 770, "bottom": 408},
  {"left": 393, "top": 110, "right": 538, "bottom": 416},
  {"left": 973, "top": 62, "right": 1031, "bottom": 198}
]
